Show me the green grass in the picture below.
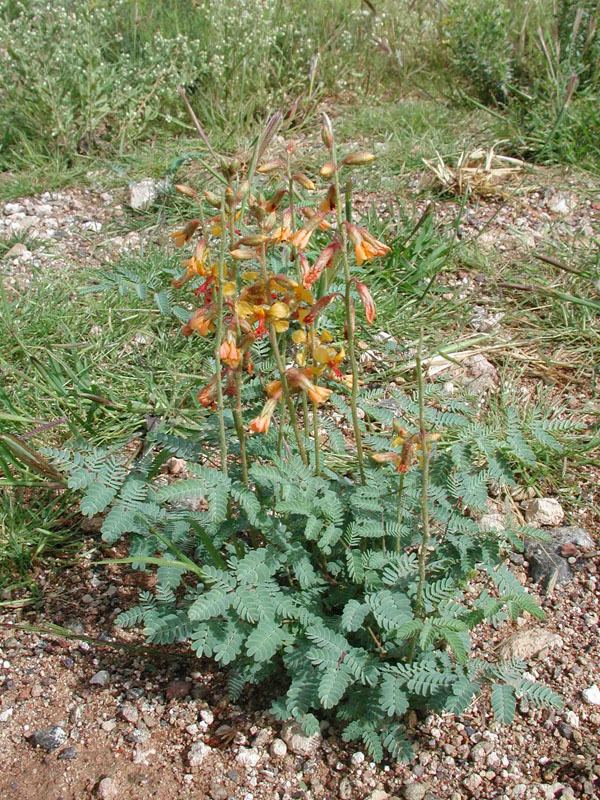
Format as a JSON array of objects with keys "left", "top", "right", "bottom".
[{"left": 0, "top": 249, "right": 214, "bottom": 450}]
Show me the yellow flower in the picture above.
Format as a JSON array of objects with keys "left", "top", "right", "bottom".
[{"left": 170, "top": 219, "right": 201, "bottom": 247}]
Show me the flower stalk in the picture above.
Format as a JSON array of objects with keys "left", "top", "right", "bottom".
[
  {"left": 326, "top": 117, "right": 366, "bottom": 482},
  {"left": 214, "top": 197, "right": 229, "bottom": 475}
]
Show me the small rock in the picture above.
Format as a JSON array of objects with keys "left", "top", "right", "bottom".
[
  {"left": 463, "top": 773, "right": 483, "bottom": 793},
  {"left": 90, "top": 670, "right": 110, "bottom": 687},
  {"left": 351, "top": 751, "right": 365, "bottom": 766},
  {"left": 188, "top": 740, "right": 212, "bottom": 767},
  {"left": 368, "top": 792, "right": 389, "bottom": 800},
  {"left": 82, "top": 220, "right": 103, "bottom": 233},
  {"left": 479, "top": 513, "right": 505, "bottom": 532},
  {"left": 526, "top": 526, "right": 594, "bottom": 586},
  {"left": 339, "top": 777, "right": 353, "bottom": 800},
  {"left": 564, "top": 710, "right": 580, "bottom": 728},
  {"left": 165, "top": 457, "right": 187, "bottom": 476},
  {"left": 469, "top": 306, "right": 504, "bottom": 332},
  {"left": 5, "top": 242, "right": 30, "bottom": 259},
  {"left": 120, "top": 703, "right": 139, "bottom": 724},
  {"left": 236, "top": 747, "right": 260, "bottom": 768},
  {"left": 96, "top": 777, "right": 118, "bottom": 800},
  {"left": 57, "top": 746, "right": 78, "bottom": 761},
  {"left": 547, "top": 190, "right": 576, "bottom": 215},
  {"left": 523, "top": 498, "right": 564, "bottom": 527},
  {"left": 101, "top": 719, "right": 117, "bottom": 732},
  {"left": 582, "top": 685, "right": 600, "bottom": 706},
  {"left": 210, "top": 785, "right": 230, "bottom": 800},
  {"left": 128, "top": 178, "right": 167, "bottom": 211},
  {"left": 4, "top": 202, "right": 24, "bottom": 214},
  {"left": 557, "top": 723, "right": 572, "bottom": 739},
  {"left": 0, "top": 708, "right": 13, "bottom": 722},
  {"left": 403, "top": 783, "right": 428, "bottom": 800},
  {"left": 269, "top": 738, "right": 287, "bottom": 758},
  {"left": 281, "top": 721, "right": 321, "bottom": 757},
  {"left": 166, "top": 680, "right": 192, "bottom": 700},
  {"left": 32, "top": 726, "right": 67, "bottom": 752},
  {"left": 498, "top": 627, "right": 563, "bottom": 661},
  {"left": 461, "top": 354, "right": 499, "bottom": 395},
  {"left": 200, "top": 709, "right": 214, "bottom": 725}
]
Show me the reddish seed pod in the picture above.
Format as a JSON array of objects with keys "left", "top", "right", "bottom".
[{"left": 320, "top": 162, "right": 336, "bottom": 179}]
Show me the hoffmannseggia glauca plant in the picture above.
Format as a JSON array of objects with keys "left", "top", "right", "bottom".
[{"left": 46, "top": 113, "right": 562, "bottom": 761}]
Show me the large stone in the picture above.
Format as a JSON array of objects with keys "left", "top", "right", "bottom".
[
  {"left": 281, "top": 721, "right": 321, "bottom": 757},
  {"left": 479, "top": 513, "right": 505, "bottom": 533},
  {"left": 90, "top": 670, "right": 110, "bottom": 687},
  {"left": 498, "top": 627, "right": 563, "bottom": 661},
  {"left": 5, "top": 242, "right": 30, "bottom": 259},
  {"left": 96, "top": 777, "right": 118, "bottom": 800},
  {"left": 128, "top": 178, "right": 168, "bottom": 211},
  {"left": 526, "top": 526, "right": 594, "bottom": 587},
  {"left": 582, "top": 685, "right": 600, "bottom": 706},
  {"left": 236, "top": 747, "right": 260, "bottom": 768},
  {"left": 523, "top": 498, "right": 564, "bottom": 527},
  {"left": 403, "top": 783, "right": 429, "bottom": 800}
]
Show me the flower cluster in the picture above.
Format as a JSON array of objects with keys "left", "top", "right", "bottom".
[{"left": 169, "top": 116, "right": 390, "bottom": 474}]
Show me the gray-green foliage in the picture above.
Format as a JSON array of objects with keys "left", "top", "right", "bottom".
[{"left": 45, "top": 386, "right": 566, "bottom": 760}]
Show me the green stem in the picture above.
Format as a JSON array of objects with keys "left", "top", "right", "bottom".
[
  {"left": 269, "top": 326, "right": 308, "bottom": 464},
  {"left": 312, "top": 400, "right": 321, "bottom": 475},
  {"left": 228, "top": 195, "right": 249, "bottom": 485},
  {"left": 258, "top": 243, "right": 308, "bottom": 464},
  {"left": 395, "top": 472, "right": 405, "bottom": 553},
  {"left": 413, "top": 332, "right": 431, "bottom": 620},
  {"left": 214, "top": 197, "right": 229, "bottom": 475},
  {"left": 331, "top": 149, "right": 365, "bottom": 482}
]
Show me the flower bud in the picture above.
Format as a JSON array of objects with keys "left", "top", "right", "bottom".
[
  {"left": 238, "top": 234, "right": 269, "bottom": 246},
  {"left": 235, "top": 180, "right": 251, "bottom": 202},
  {"left": 230, "top": 247, "right": 257, "bottom": 260},
  {"left": 321, "top": 113, "right": 334, "bottom": 150},
  {"left": 320, "top": 162, "right": 336, "bottom": 179},
  {"left": 257, "top": 160, "right": 282, "bottom": 174},
  {"left": 342, "top": 151, "right": 376, "bottom": 167},
  {"left": 262, "top": 211, "right": 277, "bottom": 232},
  {"left": 293, "top": 173, "right": 315, "bottom": 191},
  {"left": 204, "top": 190, "right": 221, "bottom": 208},
  {"left": 175, "top": 184, "right": 198, "bottom": 198}
]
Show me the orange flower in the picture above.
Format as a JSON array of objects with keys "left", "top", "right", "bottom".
[
  {"left": 170, "top": 219, "right": 201, "bottom": 247},
  {"left": 302, "top": 241, "right": 341, "bottom": 289},
  {"left": 306, "top": 383, "right": 332, "bottom": 405},
  {"left": 219, "top": 331, "right": 242, "bottom": 368},
  {"left": 318, "top": 185, "right": 337, "bottom": 213},
  {"left": 249, "top": 397, "right": 278, "bottom": 434},
  {"left": 172, "top": 238, "right": 210, "bottom": 288},
  {"left": 286, "top": 368, "right": 331, "bottom": 405},
  {"left": 289, "top": 211, "right": 327, "bottom": 250},
  {"left": 355, "top": 279, "right": 376, "bottom": 324},
  {"left": 344, "top": 222, "right": 390, "bottom": 265},
  {"left": 271, "top": 207, "right": 293, "bottom": 243},
  {"left": 182, "top": 307, "right": 214, "bottom": 337},
  {"left": 197, "top": 378, "right": 217, "bottom": 409}
]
